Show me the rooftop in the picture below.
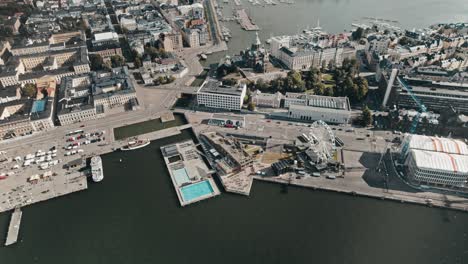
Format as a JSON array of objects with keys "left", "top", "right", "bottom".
[
  {"left": 401, "top": 86, "right": 468, "bottom": 98},
  {"left": 405, "top": 134, "right": 468, "bottom": 155},
  {"left": 57, "top": 74, "right": 94, "bottom": 115},
  {"left": 0, "top": 99, "right": 32, "bottom": 125},
  {"left": 0, "top": 85, "right": 19, "bottom": 98},
  {"left": 285, "top": 93, "right": 351, "bottom": 110},
  {"left": 93, "top": 31, "right": 119, "bottom": 42},
  {"left": 91, "top": 67, "right": 135, "bottom": 99},
  {"left": 289, "top": 103, "right": 351, "bottom": 113},
  {"left": 198, "top": 80, "right": 246, "bottom": 96},
  {"left": 410, "top": 149, "right": 468, "bottom": 173},
  {"left": 307, "top": 95, "right": 351, "bottom": 110}
]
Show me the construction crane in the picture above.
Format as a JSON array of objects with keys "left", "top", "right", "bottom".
[{"left": 396, "top": 76, "right": 427, "bottom": 159}]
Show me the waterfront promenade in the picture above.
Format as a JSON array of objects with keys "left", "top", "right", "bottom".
[
  {"left": 183, "top": 110, "right": 468, "bottom": 212},
  {"left": 0, "top": 110, "right": 191, "bottom": 214},
  {"left": 255, "top": 172, "right": 468, "bottom": 212}
]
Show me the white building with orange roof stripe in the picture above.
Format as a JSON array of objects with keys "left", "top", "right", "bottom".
[
  {"left": 401, "top": 134, "right": 468, "bottom": 156},
  {"left": 405, "top": 149, "right": 468, "bottom": 188},
  {"left": 401, "top": 134, "right": 468, "bottom": 188}
]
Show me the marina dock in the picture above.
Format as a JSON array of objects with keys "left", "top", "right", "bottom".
[
  {"left": 235, "top": 9, "right": 259, "bottom": 31},
  {"left": 5, "top": 207, "right": 22, "bottom": 246}
]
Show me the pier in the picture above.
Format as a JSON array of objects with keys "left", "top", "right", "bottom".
[
  {"left": 235, "top": 9, "right": 259, "bottom": 31},
  {"left": 5, "top": 207, "right": 22, "bottom": 246}
]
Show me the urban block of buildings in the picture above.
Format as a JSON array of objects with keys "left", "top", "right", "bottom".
[
  {"left": 140, "top": 53, "right": 187, "bottom": 84},
  {"left": 0, "top": 80, "right": 56, "bottom": 140},
  {"left": 0, "top": 31, "right": 90, "bottom": 87},
  {"left": 57, "top": 66, "right": 137, "bottom": 126},
  {"left": 269, "top": 32, "right": 356, "bottom": 70}
]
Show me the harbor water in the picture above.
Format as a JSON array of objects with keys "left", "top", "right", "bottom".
[
  {"left": 205, "top": 0, "right": 468, "bottom": 64},
  {"left": 1, "top": 129, "right": 468, "bottom": 263}
]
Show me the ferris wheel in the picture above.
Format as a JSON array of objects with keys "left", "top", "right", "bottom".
[{"left": 306, "top": 120, "right": 336, "bottom": 164}]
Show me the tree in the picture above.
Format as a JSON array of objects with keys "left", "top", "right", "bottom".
[
  {"left": 144, "top": 46, "right": 168, "bottom": 60},
  {"left": 327, "top": 60, "right": 334, "bottom": 71},
  {"left": 19, "top": 25, "right": 30, "bottom": 38},
  {"left": 313, "top": 82, "right": 326, "bottom": 95},
  {"left": 351, "top": 27, "right": 364, "bottom": 40},
  {"left": 134, "top": 56, "right": 142, "bottom": 68},
  {"left": 89, "top": 54, "right": 104, "bottom": 71},
  {"left": 22, "top": 83, "right": 36, "bottom": 98},
  {"left": 111, "top": 55, "right": 125, "bottom": 68},
  {"left": 0, "top": 27, "right": 13, "bottom": 38},
  {"left": 342, "top": 58, "right": 359, "bottom": 77},
  {"left": 103, "top": 60, "right": 112, "bottom": 70},
  {"left": 304, "top": 67, "right": 321, "bottom": 90},
  {"left": 355, "top": 77, "right": 369, "bottom": 102},
  {"left": 243, "top": 94, "right": 250, "bottom": 104},
  {"left": 421, "top": 116, "right": 429, "bottom": 126},
  {"left": 361, "top": 106, "right": 373, "bottom": 126},
  {"left": 222, "top": 78, "right": 237, "bottom": 86},
  {"left": 323, "top": 86, "right": 334, "bottom": 96},
  {"left": 255, "top": 78, "right": 268, "bottom": 91},
  {"left": 398, "top": 37, "right": 410, "bottom": 46},
  {"left": 286, "top": 70, "right": 305, "bottom": 92},
  {"left": 247, "top": 102, "right": 256, "bottom": 111}
]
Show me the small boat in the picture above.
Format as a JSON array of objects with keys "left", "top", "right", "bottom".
[
  {"left": 91, "top": 156, "right": 104, "bottom": 182},
  {"left": 120, "top": 139, "right": 150, "bottom": 151}
]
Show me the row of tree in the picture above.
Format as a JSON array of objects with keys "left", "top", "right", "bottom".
[
  {"left": 153, "top": 75, "right": 176, "bottom": 86},
  {"left": 89, "top": 54, "right": 126, "bottom": 71},
  {"left": 250, "top": 58, "right": 369, "bottom": 104},
  {"left": 331, "top": 58, "right": 368, "bottom": 103},
  {"left": 251, "top": 70, "right": 305, "bottom": 94}
]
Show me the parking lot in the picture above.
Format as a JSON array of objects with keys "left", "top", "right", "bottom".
[{"left": 0, "top": 127, "right": 111, "bottom": 213}]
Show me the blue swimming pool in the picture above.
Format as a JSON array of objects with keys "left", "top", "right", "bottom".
[
  {"left": 180, "top": 180, "right": 214, "bottom": 202},
  {"left": 31, "top": 100, "right": 46, "bottom": 113}
]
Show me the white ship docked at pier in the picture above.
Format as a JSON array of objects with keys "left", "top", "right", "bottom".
[
  {"left": 90, "top": 156, "right": 104, "bottom": 182},
  {"left": 120, "top": 139, "right": 151, "bottom": 151}
]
